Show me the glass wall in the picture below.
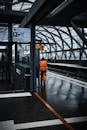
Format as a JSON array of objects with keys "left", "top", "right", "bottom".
[{"left": 36, "top": 26, "right": 87, "bottom": 60}]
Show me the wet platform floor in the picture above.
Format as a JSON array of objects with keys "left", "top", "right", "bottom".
[
  {"left": 0, "top": 71, "right": 87, "bottom": 129},
  {"left": 46, "top": 71, "right": 87, "bottom": 118}
]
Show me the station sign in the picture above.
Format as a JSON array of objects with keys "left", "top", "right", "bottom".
[
  {"left": 0, "top": 27, "right": 31, "bottom": 43},
  {"left": 13, "top": 27, "right": 31, "bottom": 43}
]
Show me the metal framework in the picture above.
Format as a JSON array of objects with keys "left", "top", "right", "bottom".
[
  {"left": 36, "top": 26, "right": 87, "bottom": 60},
  {"left": 0, "top": 0, "right": 87, "bottom": 62},
  {"left": 0, "top": 0, "right": 35, "bottom": 12}
]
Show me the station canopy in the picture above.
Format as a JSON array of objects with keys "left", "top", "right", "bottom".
[{"left": 0, "top": 0, "right": 87, "bottom": 60}]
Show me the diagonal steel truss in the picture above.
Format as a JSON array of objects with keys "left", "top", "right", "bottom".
[{"left": 36, "top": 26, "right": 87, "bottom": 60}]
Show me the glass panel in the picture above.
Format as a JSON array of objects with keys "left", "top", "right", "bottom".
[{"left": 18, "top": 44, "right": 30, "bottom": 64}]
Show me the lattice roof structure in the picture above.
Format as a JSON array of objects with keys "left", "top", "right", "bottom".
[{"left": 0, "top": 0, "right": 87, "bottom": 61}]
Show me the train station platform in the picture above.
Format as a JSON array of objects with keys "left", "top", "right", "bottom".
[
  {"left": 48, "top": 63, "right": 87, "bottom": 69},
  {"left": 0, "top": 71, "right": 87, "bottom": 130},
  {"left": 48, "top": 63, "right": 87, "bottom": 82}
]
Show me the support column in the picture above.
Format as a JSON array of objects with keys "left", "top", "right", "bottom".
[
  {"left": 8, "top": 23, "right": 12, "bottom": 83},
  {"left": 30, "top": 25, "right": 36, "bottom": 91},
  {"left": 15, "top": 43, "right": 18, "bottom": 63},
  {"left": 6, "top": 0, "right": 12, "bottom": 84}
]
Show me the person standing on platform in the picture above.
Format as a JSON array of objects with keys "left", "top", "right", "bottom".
[{"left": 40, "top": 57, "right": 48, "bottom": 87}]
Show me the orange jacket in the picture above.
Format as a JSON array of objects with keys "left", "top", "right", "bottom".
[{"left": 40, "top": 60, "right": 48, "bottom": 72}]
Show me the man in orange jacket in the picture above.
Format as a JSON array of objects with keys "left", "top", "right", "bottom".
[{"left": 40, "top": 57, "right": 48, "bottom": 86}]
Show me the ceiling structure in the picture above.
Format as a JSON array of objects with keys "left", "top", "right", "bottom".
[
  {"left": 0, "top": 0, "right": 86, "bottom": 27},
  {"left": 0, "top": 0, "right": 36, "bottom": 24},
  {"left": 36, "top": 26, "right": 87, "bottom": 60},
  {"left": 0, "top": 0, "right": 87, "bottom": 61},
  {"left": 38, "top": 0, "right": 87, "bottom": 27},
  {"left": 20, "top": 0, "right": 87, "bottom": 27},
  {"left": 20, "top": 0, "right": 87, "bottom": 61}
]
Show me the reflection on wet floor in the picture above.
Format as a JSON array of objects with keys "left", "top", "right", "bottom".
[
  {"left": 0, "top": 71, "right": 87, "bottom": 130},
  {"left": 40, "top": 71, "right": 87, "bottom": 118}
]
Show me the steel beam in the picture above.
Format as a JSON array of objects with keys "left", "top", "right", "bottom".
[
  {"left": 47, "top": 0, "right": 74, "bottom": 18},
  {"left": 0, "top": 9, "right": 27, "bottom": 23},
  {"left": 0, "top": 42, "right": 8, "bottom": 46},
  {"left": 71, "top": 20, "right": 87, "bottom": 46},
  {"left": 42, "top": 47, "right": 87, "bottom": 53},
  {"left": 0, "top": 49, "right": 7, "bottom": 52},
  {"left": 0, "top": 0, "right": 12, "bottom": 3},
  {"left": 0, "top": 9, "right": 27, "bottom": 16},
  {"left": 20, "top": 0, "right": 63, "bottom": 27}
]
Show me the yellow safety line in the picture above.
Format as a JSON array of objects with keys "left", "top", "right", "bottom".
[{"left": 34, "top": 92, "right": 74, "bottom": 130}]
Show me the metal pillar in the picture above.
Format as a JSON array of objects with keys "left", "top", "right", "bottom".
[
  {"left": 8, "top": 23, "right": 12, "bottom": 83},
  {"left": 15, "top": 43, "right": 19, "bottom": 63},
  {"left": 30, "top": 26, "right": 36, "bottom": 91},
  {"left": 6, "top": 1, "right": 12, "bottom": 84},
  {"left": 35, "top": 49, "right": 40, "bottom": 91},
  {"left": 81, "top": 28, "right": 85, "bottom": 60}
]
